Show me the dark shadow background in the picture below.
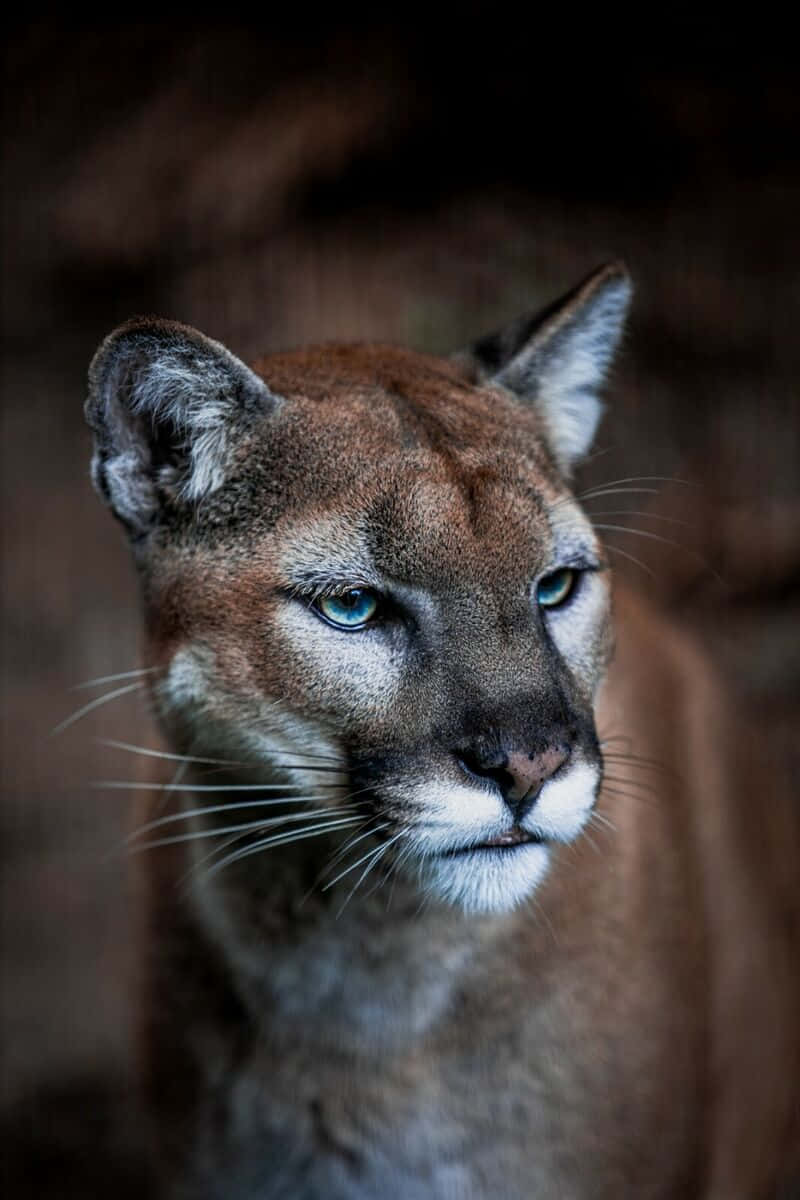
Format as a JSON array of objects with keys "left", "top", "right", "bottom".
[{"left": 2, "top": 13, "right": 799, "bottom": 1195}]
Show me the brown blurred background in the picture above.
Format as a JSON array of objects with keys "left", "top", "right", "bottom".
[{"left": 2, "top": 13, "right": 799, "bottom": 1196}]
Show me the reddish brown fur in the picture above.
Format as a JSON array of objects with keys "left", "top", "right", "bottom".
[{"left": 86, "top": 283, "right": 799, "bottom": 1198}]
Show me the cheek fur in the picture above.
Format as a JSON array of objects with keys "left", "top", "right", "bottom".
[
  {"left": 528, "top": 761, "right": 601, "bottom": 841},
  {"left": 274, "top": 602, "right": 403, "bottom": 723},
  {"left": 545, "top": 571, "right": 611, "bottom": 686}
]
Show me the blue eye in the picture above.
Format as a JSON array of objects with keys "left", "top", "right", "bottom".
[
  {"left": 536, "top": 568, "right": 577, "bottom": 609},
  {"left": 315, "top": 588, "right": 380, "bottom": 629}
]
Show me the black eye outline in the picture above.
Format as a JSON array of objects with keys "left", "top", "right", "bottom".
[
  {"left": 311, "top": 587, "right": 382, "bottom": 631},
  {"left": 536, "top": 567, "right": 579, "bottom": 610}
]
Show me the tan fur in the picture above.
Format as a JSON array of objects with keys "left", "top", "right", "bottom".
[{"left": 86, "top": 270, "right": 799, "bottom": 1198}]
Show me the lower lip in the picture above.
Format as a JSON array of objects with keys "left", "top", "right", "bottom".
[{"left": 441, "top": 836, "right": 544, "bottom": 858}]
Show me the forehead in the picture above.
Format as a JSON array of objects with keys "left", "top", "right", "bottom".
[
  {"left": 253, "top": 344, "right": 591, "bottom": 590},
  {"left": 260, "top": 342, "right": 558, "bottom": 488}
]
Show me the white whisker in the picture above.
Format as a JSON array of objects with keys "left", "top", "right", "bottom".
[
  {"left": 601, "top": 542, "right": 656, "bottom": 578},
  {"left": 594, "top": 523, "right": 723, "bottom": 583},
  {"left": 362, "top": 846, "right": 406, "bottom": 903},
  {"left": 98, "top": 738, "right": 343, "bottom": 777},
  {"left": 580, "top": 828, "right": 602, "bottom": 855},
  {"left": 335, "top": 832, "right": 406, "bottom": 918},
  {"left": 579, "top": 486, "right": 661, "bottom": 501},
  {"left": 588, "top": 810, "right": 617, "bottom": 834},
  {"left": 602, "top": 752, "right": 676, "bottom": 776},
  {"left": 385, "top": 841, "right": 416, "bottom": 910},
  {"left": 601, "top": 784, "right": 658, "bottom": 807},
  {"left": 548, "top": 485, "right": 662, "bottom": 516},
  {"left": 323, "top": 830, "right": 404, "bottom": 893},
  {"left": 93, "top": 781, "right": 312, "bottom": 793},
  {"left": 593, "top": 522, "right": 688, "bottom": 549},
  {"left": 154, "top": 760, "right": 189, "bottom": 816},
  {"left": 182, "top": 816, "right": 371, "bottom": 885},
  {"left": 52, "top": 680, "right": 145, "bottom": 735},
  {"left": 299, "top": 818, "right": 384, "bottom": 907},
  {"left": 72, "top": 667, "right": 158, "bottom": 691},
  {"left": 96, "top": 738, "right": 250, "bottom": 767},
  {"left": 317, "top": 821, "right": 392, "bottom": 881},
  {"left": 587, "top": 510, "right": 690, "bottom": 525},
  {"left": 202, "top": 817, "right": 363, "bottom": 879},
  {"left": 579, "top": 474, "right": 689, "bottom": 496},
  {"left": 603, "top": 772, "right": 660, "bottom": 795},
  {"left": 127, "top": 795, "right": 348, "bottom": 839},
  {"left": 183, "top": 827, "right": 262, "bottom": 876},
  {"left": 128, "top": 806, "right": 361, "bottom": 853}
]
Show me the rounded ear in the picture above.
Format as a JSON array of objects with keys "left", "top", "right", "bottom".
[
  {"left": 454, "top": 263, "right": 633, "bottom": 475},
  {"left": 86, "top": 317, "right": 279, "bottom": 535}
]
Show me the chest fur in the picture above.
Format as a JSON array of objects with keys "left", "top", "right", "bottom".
[{"left": 144, "top": 815, "right": 705, "bottom": 1200}]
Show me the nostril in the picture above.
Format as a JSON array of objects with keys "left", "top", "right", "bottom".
[
  {"left": 456, "top": 751, "right": 513, "bottom": 796},
  {"left": 455, "top": 739, "right": 573, "bottom": 812}
]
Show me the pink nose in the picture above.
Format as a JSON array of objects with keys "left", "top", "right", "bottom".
[
  {"left": 505, "top": 747, "right": 570, "bottom": 806},
  {"left": 456, "top": 740, "right": 572, "bottom": 820}
]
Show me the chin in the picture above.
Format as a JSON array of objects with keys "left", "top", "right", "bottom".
[{"left": 417, "top": 842, "right": 552, "bottom": 915}]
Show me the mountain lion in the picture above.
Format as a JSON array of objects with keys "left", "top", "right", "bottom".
[{"left": 86, "top": 265, "right": 797, "bottom": 1198}]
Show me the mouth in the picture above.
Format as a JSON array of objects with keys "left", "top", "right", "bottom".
[{"left": 440, "top": 826, "right": 545, "bottom": 857}]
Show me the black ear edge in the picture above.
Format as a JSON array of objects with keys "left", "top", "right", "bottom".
[
  {"left": 85, "top": 315, "right": 270, "bottom": 434},
  {"left": 530, "top": 260, "right": 632, "bottom": 349},
  {"left": 463, "top": 261, "right": 633, "bottom": 382}
]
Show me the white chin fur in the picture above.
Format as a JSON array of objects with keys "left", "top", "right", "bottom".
[
  {"left": 418, "top": 843, "right": 551, "bottom": 915},
  {"left": 407, "top": 760, "right": 600, "bottom": 914}
]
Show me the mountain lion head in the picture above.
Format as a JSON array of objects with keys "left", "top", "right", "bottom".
[{"left": 86, "top": 264, "right": 631, "bottom": 914}]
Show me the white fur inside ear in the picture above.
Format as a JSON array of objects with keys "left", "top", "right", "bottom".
[
  {"left": 494, "top": 269, "right": 632, "bottom": 473},
  {"left": 533, "top": 281, "right": 629, "bottom": 469},
  {"left": 132, "top": 353, "right": 237, "bottom": 501},
  {"left": 536, "top": 376, "right": 603, "bottom": 473},
  {"left": 88, "top": 320, "right": 277, "bottom": 531}
]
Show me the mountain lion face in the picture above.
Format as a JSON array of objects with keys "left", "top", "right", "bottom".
[{"left": 86, "top": 265, "right": 629, "bottom": 914}]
